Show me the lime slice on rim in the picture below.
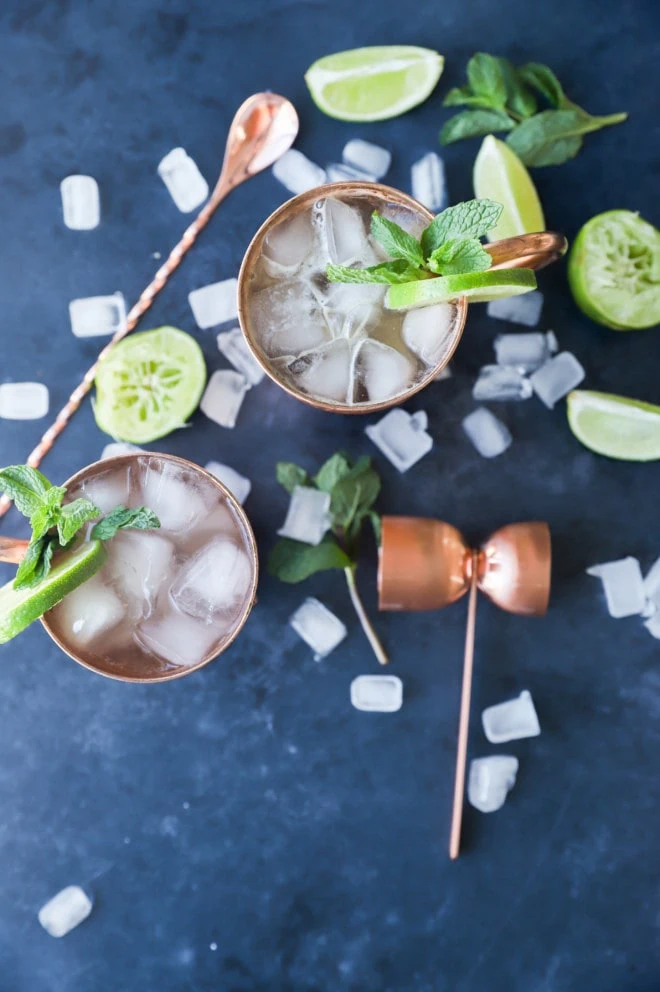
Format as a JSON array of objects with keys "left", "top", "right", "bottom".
[
  {"left": 385, "top": 269, "right": 537, "bottom": 310},
  {"left": 0, "top": 540, "right": 106, "bottom": 644},
  {"left": 568, "top": 210, "right": 660, "bottom": 330},
  {"left": 567, "top": 390, "right": 660, "bottom": 461},
  {"left": 94, "top": 326, "right": 206, "bottom": 443},
  {"left": 473, "top": 135, "right": 545, "bottom": 241},
  {"left": 304, "top": 46, "right": 444, "bottom": 122}
]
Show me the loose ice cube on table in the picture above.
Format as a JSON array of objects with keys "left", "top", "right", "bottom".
[
  {"left": 216, "top": 327, "right": 265, "bottom": 386},
  {"left": 586, "top": 556, "right": 645, "bottom": 618},
  {"left": 530, "top": 352, "right": 585, "bottom": 408},
  {"left": 0, "top": 382, "right": 49, "bottom": 419},
  {"left": 101, "top": 442, "right": 142, "bottom": 460},
  {"left": 355, "top": 339, "right": 416, "bottom": 403},
  {"left": 157, "top": 147, "right": 209, "bottom": 213},
  {"left": 494, "top": 331, "right": 558, "bottom": 372},
  {"left": 326, "top": 162, "right": 377, "bottom": 183},
  {"left": 136, "top": 612, "right": 221, "bottom": 667},
  {"left": 365, "top": 408, "right": 432, "bottom": 473},
  {"left": 401, "top": 303, "right": 457, "bottom": 366},
  {"left": 188, "top": 278, "right": 238, "bottom": 329},
  {"left": 141, "top": 458, "right": 208, "bottom": 531},
  {"left": 290, "top": 597, "right": 347, "bottom": 659},
  {"left": 262, "top": 212, "right": 314, "bottom": 277},
  {"left": 200, "top": 370, "right": 249, "bottom": 428},
  {"left": 411, "top": 152, "right": 447, "bottom": 212},
  {"left": 462, "top": 408, "right": 512, "bottom": 458},
  {"left": 482, "top": 690, "right": 541, "bottom": 743},
  {"left": 205, "top": 461, "right": 252, "bottom": 504},
  {"left": 643, "top": 556, "right": 660, "bottom": 617},
  {"left": 106, "top": 530, "right": 175, "bottom": 619},
  {"left": 290, "top": 340, "right": 353, "bottom": 404},
  {"left": 472, "top": 365, "right": 533, "bottom": 402},
  {"left": 69, "top": 292, "right": 126, "bottom": 338},
  {"left": 342, "top": 139, "right": 391, "bottom": 179},
  {"left": 468, "top": 756, "right": 519, "bottom": 813},
  {"left": 60, "top": 175, "right": 100, "bottom": 230},
  {"left": 350, "top": 675, "right": 403, "bottom": 713},
  {"left": 51, "top": 574, "right": 124, "bottom": 645},
  {"left": 278, "top": 486, "right": 331, "bottom": 546},
  {"left": 644, "top": 613, "right": 660, "bottom": 639},
  {"left": 272, "top": 150, "right": 326, "bottom": 194},
  {"left": 38, "top": 886, "right": 92, "bottom": 938},
  {"left": 487, "top": 290, "right": 544, "bottom": 326},
  {"left": 170, "top": 538, "right": 253, "bottom": 621}
]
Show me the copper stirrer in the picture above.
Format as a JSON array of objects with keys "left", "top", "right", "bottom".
[
  {"left": 0, "top": 93, "right": 299, "bottom": 520},
  {"left": 378, "top": 517, "right": 551, "bottom": 859}
]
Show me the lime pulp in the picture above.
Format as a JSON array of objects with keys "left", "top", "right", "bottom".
[
  {"left": 385, "top": 268, "right": 537, "bottom": 310},
  {"left": 567, "top": 390, "right": 660, "bottom": 461},
  {"left": 473, "top": 135, "right": 545, "bottom": 242}
]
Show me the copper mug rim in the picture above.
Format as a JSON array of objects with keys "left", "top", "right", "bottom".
[
  {"left": 40, "top": 452, "right": 259, "bottom": 684},
  {"left": 237, "top": 181, "right": 567, "bottom": 415}
]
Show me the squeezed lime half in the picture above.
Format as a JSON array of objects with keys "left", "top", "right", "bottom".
[
  {"left": 567, "top": 390, "right": 660, "bottom": 461},
  {"left": 94, "top": 326, "right": 206, "bottom": 443},
  {"left": 568, "top": 210, "right": 660, "bottom": 330},
  {"left": 473, "top": 135, "right": 545, "bottom": 241},
  {"left": 385, "top": 269, "right": 537, "bottom": 309}
]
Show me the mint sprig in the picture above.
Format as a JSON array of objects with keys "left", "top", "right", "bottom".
[
  {"left": 268, "top": 453, "right": 388, "bottom": 665},
  {"left": 440, "top": 53, "right": 627, "bottom": 167},
  {"left": 0, "top": 465, "right": 160, "bottom": 591},
  {"left": 326, "top": 198, "right": 502, "bottom": 288}
]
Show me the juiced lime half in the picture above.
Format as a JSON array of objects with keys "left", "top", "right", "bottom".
[
  {"left": 473, "top": 135, "right": 545, "bottom": 241},
  {"left": 385, "top": 268, "right": 537, "bottom": 309},
  {"left": 304, "top": 46, "right": 444, "bottom": 122},
  {"left": 0, "top": 540, "right": 106, "bottom": 644},
  {"left": 568, "top": 210, "right": 660, "bottom": 330},
  {"left": 94, "top": 326, "right": 206, "bottom": 443},
  {"left": 567, "top": 390, "right": 660, "bottom": 461}
]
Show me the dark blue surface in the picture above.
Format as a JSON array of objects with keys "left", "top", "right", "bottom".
[{"left": 1, "top": 2, "right": 659, "bottom": 989}]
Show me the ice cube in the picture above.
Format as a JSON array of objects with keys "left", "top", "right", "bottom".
[
  {"left": 365, "top": 408, "right": 432, "bottom": 472},
  {"left": 342, "top": 139, "right": 392, "bottom": 179},
  {"left": 272, "top": 149, "right": 326, "bottom": 194},
  {"left": 434, "top": 364, "right": 452, "bottom": 382},
  {"left": 69, "top": 292, "right": 126, "bottom": 338},
  {"left": 81, "top": 468, "right": 131, "bottom": 514},
  {"left": 38, "top": 886, "right": 92, "bottom": 938},
  {"left": 494, "top": 331, "right": 558, "bottom": 372},
  {"left": 322, "top": 280, "right": 383, "bottom": 338},
  {"left": 586, "top": 556, "right": 645, "bottom": 618},
  {"left": 140, "top": 458, "right": 208, "bottom": 532},
  {"left": 101, "top": 442, "right": 142, "bottom": 460},
  {"left": 262, "top": 212, "right": 314, "bottom": 277},
  {"left": 216, "top": 327, "right": 265, "bottom": 386},
  {"left": 468, "top": 756, "right": 519, "bottom": 813},
  {"left": 472, "top": 365, "right": 533, "bottom": 402},
  {"left": 530, "top": 352, "right": 585, "bottom": 409},
  {"left": 0, "top": 382, "right": 49, "bottom": 420},
  {"left": 482, "top": 690, "right": 541, "bottom": 743},
  {"left": 401, "top": 303, "right": 458, "bottom": 366},
  {"left": 350, "top": 675, "right": 403, "bottom": 713},
  {"left": 643, "top": 555, "right": 660, "bottom": 616},
  {"left": 251, "top": 281, "right": 330, "bottom": 358},
  {"left": 315, "top": 197, "right": 374, "bottom": 265},
  {"left": 200, "top": 370, "right": 249, "bottom": 429},
  {"left": 170, "top": 538, "right": 253, "bottom": 621},
  {"left": 411, "top": 152, "right": 447, "bottom": 212},
  {"left": 355, "top": 339, "right": 416, "bottom": 403},
  {"left": 157, "top": 147, "right": 209, "bottom": 213},
  {"left": 326, "top": 162, "right": 376, "bottom": 183},
  {"left": 50, "top": 574, "right": 124, "bottom": 645},
  {"left": 644, "top": 612, "right": 660, "bottom": 639},
  {"left": 136, "top": 612, "right": 221, "bottom": 667},
  {"left": 377, "top": 203, "right": 427, "bottom": 239},
  {"left": 188, "top": 278, "right": 238, "bottom": 329},
  {"left": 204, "top": 461, "right": 251, "bottom": 505},
  {"left": 289, "top": 597, "right": 347, "bottom": 659},
  {"left": 290, "top": 339, "right": 353, "bottom": 404},
  {"left": 277, "top": 485, "right": 331, "bottom": 546},
  {"left": 105, "top": 530, "right": 175, "bottom": 620},
  {"left": 462, "top": 408, "right": 512, "bottom": 458},
  {"left": 487, "top": 290, "right": 544, "bottom": 327},
  {"left": 60, "top": 175, "right": 100, "bottom": 230}
]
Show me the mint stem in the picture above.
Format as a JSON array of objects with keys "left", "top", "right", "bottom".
[
  {"left": 588, "top": 111, "right": 628, "bottom": 130},
  {"left": 344, "top": 565, "right": 389, "bottom": 666}
]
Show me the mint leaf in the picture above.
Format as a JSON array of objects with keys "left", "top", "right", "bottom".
[
  {"left": 369, "top": 511, "right": 382, "bottom": 546},
  {"left": 326, "top": 260, "right": 424, "bottom": 285},
  {"left": 518, "top": 63, "right": 568, "bottom": 108},
  {"left": 57, "top": 498, "right": 101, "bottom": 545},
  {"left": 314, "top": 453, "right": 351, "bottom": 493},
  {"left": 440, "top": 108, "right": 515, "bottom": 146},
  {"left": 268, "top": 536, "right": 352, "bottom": 583},
  {"left": 427, "top": 238, "right": 492, "bottom": 275},
  {"left": 13, "top": 535, "right": 56, "bottom": 591},
  {"left": 505, "top": 108, "right": 625, "bottom": 167},
  {"left": 466, "top": 52, "right": 507, "bottom": 108},
  {"left": 421, "top": 200, "right": 503, "bottom": 258},
  {"left": 91, "top": 506, "right": 160, "bottom": 541},
  {"left": 442, "top": 86, "right": 497, "bottom": 110},
  {"left": 0, "top": 465, "right": 53, "bottom": 518},
  {"left": 330, "top": 456, "right": 380, "bottom": 536},
  {"left": 370, "top": 213, "right": 425, "bottom": 268},
  {"left": 276, "top": 462, "right": 308, "bottom": 494},
  {"left": 497, "top": 58, "right": 537, "bottom": 118}
]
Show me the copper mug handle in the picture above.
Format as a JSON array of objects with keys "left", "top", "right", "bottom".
[{"left": 486, "top": 231, "right": 568, "bottom": 272}]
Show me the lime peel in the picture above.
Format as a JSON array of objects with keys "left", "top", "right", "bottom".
[
  {"left": 385, "top": 268, "right": 537, "bottom": 309},
  {"left": 473, "top": 135, "right": 545, "bottom": 241}
]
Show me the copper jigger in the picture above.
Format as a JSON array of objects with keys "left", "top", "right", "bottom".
[{"left": 378, "top": 517, "right": 551, "bottom": 860}]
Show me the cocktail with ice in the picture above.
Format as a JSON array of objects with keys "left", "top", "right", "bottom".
[{"left": 42, "top": 454, "right": 258, "bottom": 682}]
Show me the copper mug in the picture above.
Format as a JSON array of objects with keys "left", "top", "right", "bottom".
[{"left": 237, "top": 181, "right": 567, "bottom": 415}]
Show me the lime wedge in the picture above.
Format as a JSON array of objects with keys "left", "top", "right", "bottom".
[
  {"left": 94, "top": 326, "right": 206, "bottom": 443},
  {"left": 305, "top": 46, "right": 444, "bottom": 122},
  {"left": 0, "top": 540, "right": 106, "bottom": 644},
  {"left": 568, "top": 210, "right": 660, "bottom": 330},
  {"left": 386, "top": 269, "right": 537, "bottom": 309},
  {"left": 567, "top": 390, "right": 660, "bottom": 461},
  {"left": 473, "top": 135, "right": 545, "bottom": 241}
]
